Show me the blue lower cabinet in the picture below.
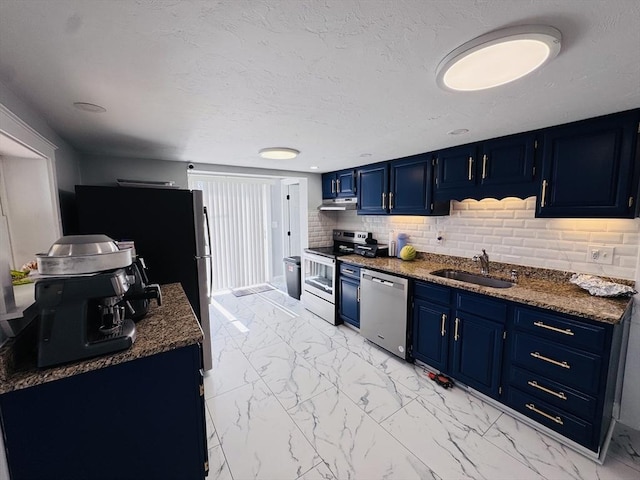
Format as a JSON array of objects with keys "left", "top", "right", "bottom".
[
  {"left": 450, "top": 313, "right": 504, "bottom": 397},
  {"left": 507, "top": 387, "right": 594, "bottom": 450},
  {"left": 339, "top": 263, "right": 361, "bottom": 327},
  {"left": 412, "top": 298, "right": 449, "bottom": 371}
]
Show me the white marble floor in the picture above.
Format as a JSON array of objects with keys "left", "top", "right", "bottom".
[{"left": 203, "top": 288, "right": 640, "bottom": 480}]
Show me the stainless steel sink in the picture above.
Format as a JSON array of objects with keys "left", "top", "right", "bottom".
[{"left": 430, "top": 269, "right": 514, "bottom": 288}]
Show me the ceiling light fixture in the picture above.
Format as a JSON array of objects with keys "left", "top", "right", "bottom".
[
  {"left": 73, "top": 102, "right": 107, "bottom": 113},
  {"left": 258, "top": 147, "right": 300, "bottom": 160},
  {"left": 436, "top": 25, "right": 561, "bottom": 92},
  {"left": 309, "top": 166, "right": 319, "bottom": 170},
  {"left": 447, "top": 128, "right": 469, "bottom": 135}
]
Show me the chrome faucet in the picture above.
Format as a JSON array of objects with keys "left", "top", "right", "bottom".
[{"left": 473, "top": 249, "right": 490, "bottom": 276}]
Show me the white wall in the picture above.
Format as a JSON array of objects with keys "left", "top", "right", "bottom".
[{"left": 334, "top": 197, "right": 639, "bottom": 280}]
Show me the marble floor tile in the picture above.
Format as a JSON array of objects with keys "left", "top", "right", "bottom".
[
  {"left": 484, "top": 413, "right": 640, "bottom": 480},
  {"left": 311, "top": 346, "right": 416, "bottom": 423},
  {"left": 381, "top": 398, "right": 543, "bottom": 480},
  {"left": 298, "top": 462, "right": 336, "bottom": 480},
  {"left": 248, "top": 297, "right": 298, "bottom": 324},
  {"left": 248, "top": 341, "right": 333, "bottom": 410},
  {"left": 204, "top": 402, "right": 219, "bottom": 448},
  {"left": 203, "top": 336, "right": 259, "bottom": 398},
  {"left": 207, "top": 444, "right": 232, "bottom": 480},
  {"left": 289, "top": 388, "right": 439, "bottom": 480},
  {"left": 284, "top": 322, "right": 344, "bottom": 360},
  {"left": 259, "top": 289, "right": 307, "bottom": 315},
  {"left": 208, "top": 379, "right": 320, "bottom": 480},
  {"left": 389, "top": 361, "right": 502, "bottom": 435},
  {"left": 231, "top": 320, "right": 284, "bottom": 355},
  {"left": 608, "top": 423, "right": 640, "bottom": 471},
  {"left": 349, "top": 338, "right": 408, "bottom": 375}
]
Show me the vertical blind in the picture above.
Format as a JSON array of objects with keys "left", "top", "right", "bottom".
[{"left": 188, "top": 174, "right": 272, "bottom": 291}]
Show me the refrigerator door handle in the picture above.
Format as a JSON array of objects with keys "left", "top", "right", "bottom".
[{"left": 203, "top": 206, "right": 213, "bottom": 298}]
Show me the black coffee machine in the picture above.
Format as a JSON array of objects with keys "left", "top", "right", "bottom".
[
  {"left": 36, "top": 269, "right": 137, "bottom": 368},
  {"left": 123, "top": 256, "right": 162, "bottom": 322}
]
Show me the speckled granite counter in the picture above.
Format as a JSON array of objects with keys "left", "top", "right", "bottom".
[
  {"left": 0, "top": 283, "right": 203, "bottom": 394},
  {"left": 339, "top": 253, "right": 633, "bottom": 324}
]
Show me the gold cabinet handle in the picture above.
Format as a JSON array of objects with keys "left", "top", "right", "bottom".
[
  {"left": 389, "top": 192, "right": 394, "bottom": 209},
  {"left": 441, "top": 313, "right": 447, "bottom": 336},
  {"left": 331, "top": 179, "right": 336, "bottom": 193},
  {"left": 530, "top": 351, "right": 570, "bottom": 369},
  {"left": 533, "top": 321, "right": 574, "bottom": 336},
  {"left": 343, "top": 268, "right": 355, "bottom": 275},
  {"left": 541, "top": 179, "right": 548, "bottom": 208},
  {"left": 526, "top": 403, "right": 563, "bottom": 425},
  {"left": 527, "top": 380, "right": 567, "bottom": 400},
  {"left": 357, "top": 286, "right": 360, "bottom": 302},
  {"left": 454, "top": 317, "right": 460, "bottom": 341},
  {"left": 482, "top": 154, "right": 488, "bottom": 179},
  {"left": 382, "top": 192, "right": 387, "bottom": 209},
  {"left": 336, "top": 178, "right": 341, "bottom": 193},
  {"left": 468, "top": 157, "right": 474, "bottom": 181}
]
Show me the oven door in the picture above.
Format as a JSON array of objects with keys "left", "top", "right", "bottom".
[{"left": 302, "top": 252, "right": 336, "bottom": 303}]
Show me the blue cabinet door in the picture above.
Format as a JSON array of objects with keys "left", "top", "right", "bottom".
[
  {"left": 336, "top": 169, "right": 356, "bottom": 197},
  {"left": 480, "top": 133, "right": 538, "bottom": 197},
  {"left": 322, "top": 173, "right": 336, "bottom": 199},
  {"left": 537, "top": 110, "right": 640, "bottom": 218},
  {"left": 412, "top": 298, "right": 449, "bottom": 371},
  {"left": 339, "top": 276, "right": 360, "bottom": 327},
  {"left": 357, "top": 163, "right": 389, "bottom": 214},
  {"left": 434, "top": 144, "right": 478, "bottom": 198},
  {"left": 389, "top": 155, "right": 430, "bottom": 215},
  {"left": 451, "top": 313, "right": 504, "bottom": 397}
]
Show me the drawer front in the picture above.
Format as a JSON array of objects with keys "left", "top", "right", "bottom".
[
  {"left": 507, "top": 387, "right": 594, "bottom": 450},
  {"left": 414, "top": 281, "right": 451, "bottom": 305},
  {"left": 508, "top": 366, "right": 598, "bottom": 420},
  {"left": 514, "top": 307, "right": 607, "bottom": 352},
  {"left": 511, "top": 333, "right": 602, "bottom": 394},
  {"left": 457, "top": 292, "right": 507, "bottom": 322},
  {"left": 340, "top": 264, "right": 361, "bottom": 280}
]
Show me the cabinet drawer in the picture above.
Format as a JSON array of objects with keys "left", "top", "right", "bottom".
[
  {"left": 414, "top": 281, "right": 451, "bottom": 305},
  {"left": 511, "top": 333, "right": 602, "bottom": 394},
  {"left": 340, "top": 264, "right": 361, "bottom": 280},
  {"left": 457, "top": 292, "right": 507, "bottom": 322},
  {"left": 508, "top": 366, "right": 597, "bottom": 420},
  {"left": 514, "top": 307, "right": 606, "bottom": 352},
  {"left": 507, "top": 387, "right": 594, "bottom": 450}
]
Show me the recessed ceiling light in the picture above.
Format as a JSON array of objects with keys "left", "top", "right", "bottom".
[
  {"left": 436, "top": 25, "right": 561, "bottom": 92},
  {"left": 309, "top": 166, "right": 319, "bottom": 170},
  {"left": 258, "top": 147, "right": 300, "bottom": 160},
  {"left": 359, "top": 153, "right": 372, "bottom": 158},
  {"left": 448, "top": 128, "right": 469, "bottom": 135},
  {"left": 73, "top": 102, "right": 107, "bottom": 113}
]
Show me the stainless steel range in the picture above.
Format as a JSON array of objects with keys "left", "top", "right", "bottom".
[{"left": 301, "top": 230, "right": 370, "bottom": 325}]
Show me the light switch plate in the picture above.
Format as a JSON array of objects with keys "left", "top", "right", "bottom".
[{"left": 587, "top": 245, "right": 615, "bottom": 265}]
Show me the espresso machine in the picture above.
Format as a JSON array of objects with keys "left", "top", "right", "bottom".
[{"left": 34, "top": 235, "right": 156, "bottom": 368}]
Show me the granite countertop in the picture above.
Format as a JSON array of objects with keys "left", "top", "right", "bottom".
[
  {"left": 339, "top": 253, "right": 634, "bottom": 324},
  {"left": 0, "top": 283, "right": 203, "bottom": 395}
]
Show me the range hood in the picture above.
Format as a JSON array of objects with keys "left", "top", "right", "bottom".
[{"left": 318, "top": 197, "right": 358, "bottom": 211}]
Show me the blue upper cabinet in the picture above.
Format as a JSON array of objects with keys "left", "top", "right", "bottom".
[
  {"left": 434, "top": 133, "right": 539, "bottom": 201},
  {"left": 357, "top": 162, "right": 388, "bottom": 214},
  {"left": 537, "top": 110, "right": 640, "bottom": 218},
  {"left": 357, "top": 155, "right": 449, "bottom": 215},
  {"left": 322, "top": 169, "right": 356, "bottom": 199}
]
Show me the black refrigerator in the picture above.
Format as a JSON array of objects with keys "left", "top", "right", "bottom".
[{"left": 75, "top": 185, "right": 213, "bottom": 370}]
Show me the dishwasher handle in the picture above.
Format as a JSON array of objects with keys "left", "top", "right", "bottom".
[{"left": 372, "top": 277, "right": 395, "bottom": 287}]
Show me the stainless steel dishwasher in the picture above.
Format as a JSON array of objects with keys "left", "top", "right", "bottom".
[{"left": 360, "top": 268, "right": 409, "bottom": 359}]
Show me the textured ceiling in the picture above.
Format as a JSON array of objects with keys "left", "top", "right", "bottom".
[{"left": 0, "top": 0, "right": 639, "bottom": 173}]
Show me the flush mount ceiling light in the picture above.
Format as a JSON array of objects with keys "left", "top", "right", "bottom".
[
  {"left": 447, "top": 128, "right": 469, "bottom": 135},
  {"left": 73, "top": 102, "right": 107, "bottom": 113},
  {"left": 436, "top": 25, "right": 561, "bottom": 92},
  {"left": 258, "top": 147, "right": 300, "bottom": 160}
]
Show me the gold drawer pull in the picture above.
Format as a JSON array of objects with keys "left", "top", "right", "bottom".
[
  {"left": 527, "top": 380, "right": 567, "bottom": 400},
  {"left": 526, "top": 403, "right": 564, "bottom": 425},
  {"left": 530, "top": 351, "right": 570, "bottom": 369},
  {"left": 441, "top": 313, "right": 447, "bottom": 336},
  {"left": 533, "top": 321, "right": 574, "bottom": 336},
  {"left": 454, "top": 317, "right": 460, "bottom": 341}
]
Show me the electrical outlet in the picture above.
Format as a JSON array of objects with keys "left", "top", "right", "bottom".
[
  {"left": 587, "top": 245, "right": 614, "bottom": 265},
  {"left": 436, "top": 231, "right": 443, "bottom": 245}
]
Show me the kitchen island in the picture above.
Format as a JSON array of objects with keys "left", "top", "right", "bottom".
[{"left": 0, "top": 283, "right": 208, "bottom": 479}]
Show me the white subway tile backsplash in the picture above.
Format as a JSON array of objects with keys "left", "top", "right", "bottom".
[{"left": 317, "top": 196, "right": 640, "bottom": 280}]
